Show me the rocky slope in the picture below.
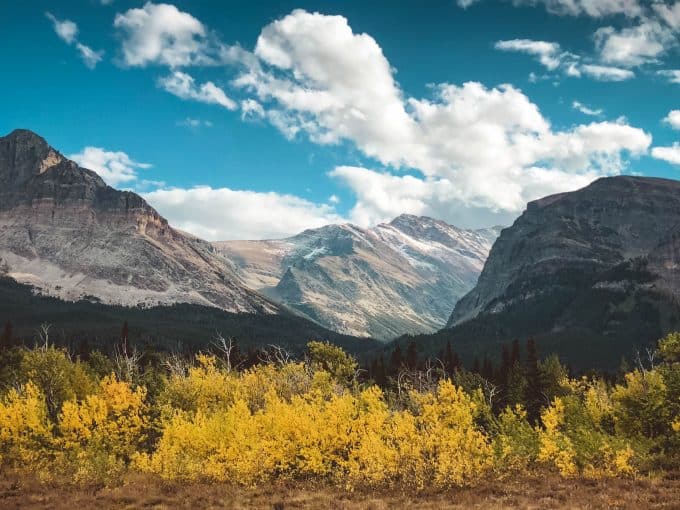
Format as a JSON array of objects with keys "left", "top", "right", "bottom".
[
  {"left": 215, "top": 216, "right": 500, "bottom": 339},
  {"left": 449, "top": 176, "right": 680, "bottom": 326},
  {"left": 0, "top": 129, "right": 277, "bottom": 315},
  {"left": 418, "top": 176, "right": 680, "bottom": 370}
]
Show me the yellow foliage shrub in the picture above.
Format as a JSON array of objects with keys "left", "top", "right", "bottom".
[
  {"left": 55, "top": 375, "right": 149, "bottom": 484},
  {"left": 0, "top": 382, "right": 53, "bottom": 467},
  {"left": 538, "top": 391, "right": 638, "bottom": 478},
  {"left": 139, "top": 377, "right": 493, "bottom": 489}
]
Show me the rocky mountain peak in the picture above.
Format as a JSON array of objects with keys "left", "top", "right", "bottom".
[{"left": 0, "top": 129, "right": 67, "bottom": 190}]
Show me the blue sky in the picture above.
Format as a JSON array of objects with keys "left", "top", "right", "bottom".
[{"left": 1, "top": 0, "right": 679, "bottom": 239}]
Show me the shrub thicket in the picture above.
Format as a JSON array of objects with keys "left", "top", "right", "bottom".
[{"left": 0, "top": 337, "right": 678, "bottom": 488}]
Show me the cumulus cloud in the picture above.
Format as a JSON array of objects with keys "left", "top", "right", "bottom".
[
  {"left": 658, "top": 69, "right": 680, "bottom": 83},
  {"left": 142, "top": 186, "right": 345, "bottom": 240},
  {"left": 158, "top": 71, "right": 237, "bottom": 109},
  {"left": 495, "top": 39, "right": 564, "bottom": 70},
  {"left": 69, "top": 147, "right": 151, "bottom": 187},
  {"left": 594, "top": 22, "right": 675, "bottom": 67},
  {"left": 228, "top": 10, "right": 651, "bottom": 227},
  {"left": 664, "top": 110, "right": 680, "bottom": 129},
  {"left": 45, "top": 12, "right": 103, "bottom": 69},
  {"left": 113, "top": 2, "right": 215, "bottom": 67},
  {"left": 573, "top": 100, "right": 603, "bottom": 116},
  {"left": 651, "top": 143, "right": 680, "bottom": 165},
  {"left": 580, "top": 64, "right": 635, "bottom": 80}
]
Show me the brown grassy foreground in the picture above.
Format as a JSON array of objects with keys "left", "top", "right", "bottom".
[{"left": 1, "top": 471, "right": 680, "bottom": 510}]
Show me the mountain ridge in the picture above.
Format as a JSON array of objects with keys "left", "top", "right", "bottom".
[{"left": 215, "top": 216, "right": 501, "bottom": 339}]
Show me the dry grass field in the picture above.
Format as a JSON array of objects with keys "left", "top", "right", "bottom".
[{"left": 1, "top": 470, "right": 680, "bottom": 510}]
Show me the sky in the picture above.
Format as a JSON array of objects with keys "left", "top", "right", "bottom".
[{"left": 1, "top": 0, "right": 679, "bottom": 240}]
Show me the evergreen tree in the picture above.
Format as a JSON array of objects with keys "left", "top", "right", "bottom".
[
  {"left": 405, "top": 340, "right": 418, "bottom": 370},
  {"left": 510, "top": 338, "right": 521, "bottom": 366},
  {"left": 373, "top": 356, "right": 387, "bottom": 387},
  {"left": 76, "top": 338, "right": 91, "bottom": 361},
  {"left": 525, "top": 338, "right": 542, "bottom": 421},
  {"left": 0, "top": 320, "right": 11, "bottom": 350},
  {"left": 390, "top": 343, "right": 403, "bottom": 373},
  {"left": 500, "top": 344, "right": 511, "bottom": 383}
]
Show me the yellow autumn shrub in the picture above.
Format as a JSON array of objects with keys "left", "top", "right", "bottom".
[
  {"left": 494, "top": 405, "right": 540, "bottom": 470},
  {"left": 0, "top": 382, "right": 53, "bottom": 468},
  {"left": 55, "top": 375, "right": 150, "bottom": 484},
  {"left": 538, "top": 389, "right": 638, "bottom": 478}
]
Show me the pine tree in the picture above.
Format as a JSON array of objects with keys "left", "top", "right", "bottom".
[
  {"left": 472, "top": 356, "right": 480, "bottom": 374},
  {"left": 76, "top": 338, "right": 91, "bottom": 361},
  {"left": 525, "top": 338, "right": 542, "bottom": 422},
  {"left": 405, "top": 340, "right": 418, "bottom": 370},
  {"left": 0, "top": 320, "right": 11, "bottom": 350},
  {"left": 390, "top": 344, "right": 403, "bottom": 373},
  {"left": 510, "top": 338, "right": 521, "bottom": 366}
]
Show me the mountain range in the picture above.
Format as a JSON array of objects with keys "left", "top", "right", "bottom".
[
  {"left": 5, "top": 128, "right": 680, "bottom": 370},
  {"left": 215, "top": 217, "right": 499, "bottom": 339},
  {"left": 0, "top": 129, "right": 496, "bottom": 350}
]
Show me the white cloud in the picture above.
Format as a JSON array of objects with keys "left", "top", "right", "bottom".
[
  {"left": 46, "top": 12, "right": 77, "bottom": 44},
  {"left": 69, "top": 147, "right": 151, "bottom": 187},
  {"left": 457, "top": 0, "right": 482, "bottom": 8},
  {"left": 176, "top": 117, "right": 213, "bottom": 128},
  {"left": 230, "top": 10, "right": 651, "bottom": 226},
  {"left": 75, "top": 43, "right": 104, "bottom": 69},
  {"left": 580, "top": 64, "right": 635, "bottom": 80},
  {"left": 594, "top": 21, "right": 675, "bottom": 66},
  {"left": 45, "top": 12, "right": 103, "bottom": 69},
  {"left": 240, "top": 99, "right": 265, "bottom": 120},
  {"left": 573, "top": 100, "right": 603, "bottom": 116},
  {"left": 664, "top": 110, "right": 680, "bottom": 129},
  {"left": 495, "top": 39, "right": 564, "bottom": 70},
  {"left": 653, "top": 1, "right": 680, "bottom": 29},
  {"left": 142, "top": 186, "right": 345, "bottom": 240},
  {"left": 492, "top": 38, "right": 639, "bottom": 82},
  {"left": 511, "top": 0, "right": 643, "bottom": 18},
  {"left": 114, "top": 2, "right": 213, "bottom": 67},
  {"left": 658, "top": 69, "right": 680, "bottom": 83},
  {"left": 329, "top": 194, "right": 341, "bottom": 204},
  {"left": 651, "top": 143, "right": 680, "bottom": 165},
  {"left": 158, "top": 71, "right": 237, "bottom": 109}
]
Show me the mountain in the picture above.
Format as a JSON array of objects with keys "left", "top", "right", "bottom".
[
  {"left": 0, "top": 129, "right": 380, "bottom": 354},
  {"left": 0, "top": 129, "right": 280, "bottom": 314},
  {"left": 215, "top": 216, "right": 500, "bottom": 340},
  {"left": 400, "top": 176, "right": 680, "bottom": 371}
]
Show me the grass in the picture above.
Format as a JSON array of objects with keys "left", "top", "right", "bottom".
[{"left": 1, "top": 470, "right": 680, "bottom": 509}]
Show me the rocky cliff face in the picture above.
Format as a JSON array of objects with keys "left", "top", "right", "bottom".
[
  {"left": 0, "top": 129, "right": 277, "bottom": 314},
  {"left": 215, "top": 216, "right": 500, "bottom": 339},
  {"left": 448, "top": 176, "right": 680, "bottom": 327}
]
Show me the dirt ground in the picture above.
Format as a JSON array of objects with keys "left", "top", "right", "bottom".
[{"left": 1, "top": 470, "right": 680, "bottom": 509}]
